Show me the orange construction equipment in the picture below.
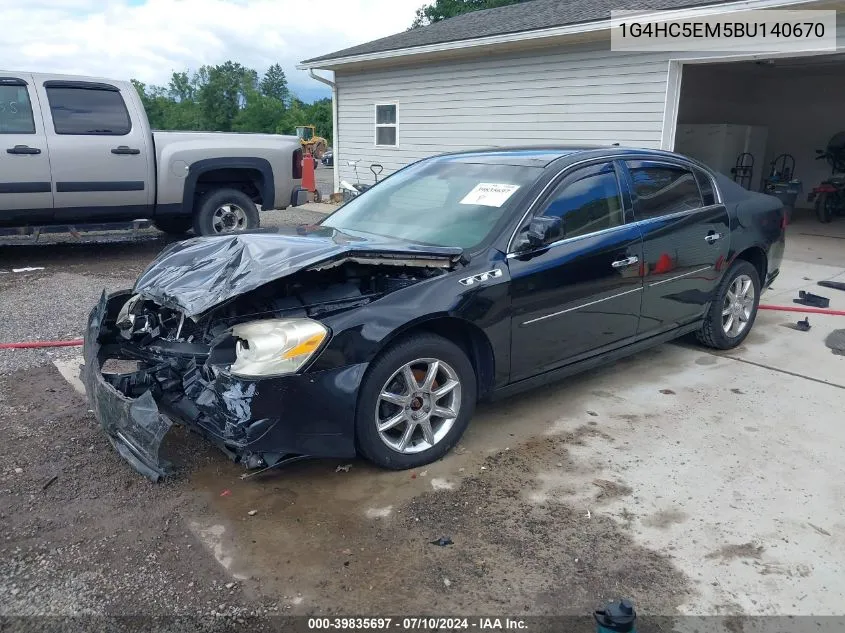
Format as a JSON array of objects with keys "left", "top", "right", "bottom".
[{"left": 301, "top": 150, "right": 321, "bottom": 203}]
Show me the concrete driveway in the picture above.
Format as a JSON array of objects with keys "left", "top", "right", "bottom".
[{"left": 1, "top": 209, "right": 844, "bottom": 624}]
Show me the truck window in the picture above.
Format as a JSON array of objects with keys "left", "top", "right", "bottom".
[
  {"left": 0, "top": 83, "right": 36, "bottom": 134},
  {"left": 45, "top": 86, "right": 131, "bottom": 135}
]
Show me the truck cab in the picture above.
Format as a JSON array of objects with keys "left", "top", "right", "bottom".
[{"left": 0, "top": 71, "right": 304, "bottom": 236}]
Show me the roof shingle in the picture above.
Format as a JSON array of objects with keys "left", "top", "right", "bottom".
[{"left": 302, "top": 0, "right": 737, "bottom": 64}]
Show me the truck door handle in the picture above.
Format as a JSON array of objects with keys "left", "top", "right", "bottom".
[
  {"left": 6, "top": 145, "right": 41, "bottom": 155},
  {"left": 704, "top": 232, "right": 723, "bottom": 243},
  {"left": 611, "top": 256, "right": 639, "bottom": 269},
  {"left": 111, "top": 146, "right": 140, "bottom": 155}
]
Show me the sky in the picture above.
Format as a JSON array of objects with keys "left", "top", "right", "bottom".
[{"left": 0, "top": 0, "right": 423, "bottom": 102}]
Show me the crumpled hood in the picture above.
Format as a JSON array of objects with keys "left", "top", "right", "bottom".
[{"left": 133, "top": 227, "right": 462, "bottom": 317}]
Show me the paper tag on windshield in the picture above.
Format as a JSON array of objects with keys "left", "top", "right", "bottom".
[{"left": 459, "top": 183, "right": 520, "bottom": 207}]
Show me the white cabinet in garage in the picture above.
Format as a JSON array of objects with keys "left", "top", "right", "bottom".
[{"left": 675, "top": 124, "right": 768, "bottom": 192}]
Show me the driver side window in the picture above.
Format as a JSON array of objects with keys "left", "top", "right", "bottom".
[{"left": 539, "top": 163, "right": 624, "bottom": 242}]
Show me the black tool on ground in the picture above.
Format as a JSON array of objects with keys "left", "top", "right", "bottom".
[
  {"left": 594, "top": 599, "right": 637, "bottom": 633},
  {"left": 818, "top": 280, "right": 845, "bottom": 292},
  {"left": 731, "top": 152, "right": 754, "bottom": 190},
  {"left": 796, "top": 318, "right": 811, "bottom": 332},
  {"left": 794, "top": 290, "right": 830, "bottom": 308},
  {"left": 430, "top": 536, "right": 453, "bottom": 547},
  {"left": 370, "top": 163, "right": 383, "bottom": 185}
]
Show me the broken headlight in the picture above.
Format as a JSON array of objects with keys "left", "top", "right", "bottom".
[{"left": 229, "top": 319, "right": 328, "bottom": 378}]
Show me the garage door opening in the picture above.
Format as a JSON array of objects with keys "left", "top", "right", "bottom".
[{"left": 673, "top": 54, "right": 845, "bottom": 239}]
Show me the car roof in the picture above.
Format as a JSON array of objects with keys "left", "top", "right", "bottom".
[{"left": 436, "top": 145, "right": 692, "bottom": 168}]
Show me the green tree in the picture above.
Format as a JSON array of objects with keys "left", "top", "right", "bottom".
[
  {"left": 167, "top": 71, "right": 196, "bottom": 102},
  {"left": 411, "top": 0, "right": 525, "bottom": 28},
  {"left": 260, "top": 63, "right": 289, "bottom": 104},
  {"left": 130, "top": 60, "right": 330, "bottom": 137},
  {"left": 197, "top": 61, "right": 258, "bottom": 131},
  {"left": 234, "top": 90, "right": 287, "bottom": 133}
]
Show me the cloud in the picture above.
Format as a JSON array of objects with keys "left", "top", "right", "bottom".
[{"left": 1, "top": 0, "right": 422, "bottom": 101}]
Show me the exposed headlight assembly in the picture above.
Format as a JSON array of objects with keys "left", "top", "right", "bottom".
[{"left": 229, "top": 319, "right": 328, "bottom": 378}]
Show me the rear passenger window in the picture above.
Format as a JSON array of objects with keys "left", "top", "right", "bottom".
[
  {"left": 541, "top": 163, "right": 624, "bottom": 240},
  {"left": 627, "top": 162, "right": 703, "bottom": 220},
  {"left": 0, "top": 82, "right": 35, "bottom": 134},
  {"left": 45, "top": 86, "right": 131, "bottom": 135}
]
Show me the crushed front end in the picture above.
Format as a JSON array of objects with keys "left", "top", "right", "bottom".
[
  {"left": 82, "top": 256, "right": 446, "bottom": 481},
  {"left": 82, "top": 288, "right": 369, "bottom": 481}
]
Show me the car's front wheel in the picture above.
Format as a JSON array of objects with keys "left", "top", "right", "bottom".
[
  {"left": 697, "top": 259, "right": 760, "bottom": 350},
  {"left": 355, "top": 333, "right": 477, "bottom": 470}
]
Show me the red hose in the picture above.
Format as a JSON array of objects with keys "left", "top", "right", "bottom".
[
  {"left": 0, "top": 339, "right": 83, "bottom": 350},
  {"left": 759, "top": 305, "right": 845, "bottom": 316}
]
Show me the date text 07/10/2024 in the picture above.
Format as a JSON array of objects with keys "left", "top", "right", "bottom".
[{"left": 307, "top": 618, "right": 528, "bottom": 630}]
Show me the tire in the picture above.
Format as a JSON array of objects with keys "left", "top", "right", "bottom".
[
  {"left": 355, "top": 333, "right": 477, "bottom": 470},
  {"left": 696, "top": 260, "right": 761, "bottom": 350},
  {"left": 815, "top": 193, "right": 833, "bottom": 223},
  {"left": 192, "top": 188, "right": 259, "bottom": 236},
  {"left": 153, "top": 217, "right": 192, "bottom": 235}
]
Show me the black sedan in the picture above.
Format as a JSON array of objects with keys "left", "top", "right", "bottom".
[{"left": 83, "top": 146, "right": 786, "bottom": 480}]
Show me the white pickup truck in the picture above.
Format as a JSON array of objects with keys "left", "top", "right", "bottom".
[{"left": 0, "top": 72, "right": 307, "bottom": 236}]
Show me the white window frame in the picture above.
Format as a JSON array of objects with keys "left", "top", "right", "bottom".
[{"left": 374, "top": 103, "right": 398, "bottom": 148}]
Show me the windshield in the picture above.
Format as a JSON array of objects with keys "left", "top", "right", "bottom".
[{"left": 322, "top": 160, "right": 542, "bottom": 249}]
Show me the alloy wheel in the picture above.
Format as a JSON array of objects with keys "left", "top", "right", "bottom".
[
  {"left": 722, "top": 274, "right": 755, "bottom": 338},
  {"left": 375, "top": 358, "right": 462, "bottom": 454}
]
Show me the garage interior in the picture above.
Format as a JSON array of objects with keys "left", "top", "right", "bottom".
[{"left": 674, "top": 53, "right": 845, "bottom": 238}]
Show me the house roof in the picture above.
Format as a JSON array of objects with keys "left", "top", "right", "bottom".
[{"left": 302, "top": 0, "right": 745, "bottom": 65}]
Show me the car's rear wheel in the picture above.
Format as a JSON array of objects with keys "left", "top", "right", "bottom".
[
  {"left": 355, "top": 333, "right": 476, "bottom": 470},
  {"left": 697, "top": 260, "right": 760, "bottom": 350},
  {"left": 193, "top": 188, "right": 259, "bottom": 236},
  {"left": 153, "top": 217, "right": 192, "bottom": 235}
]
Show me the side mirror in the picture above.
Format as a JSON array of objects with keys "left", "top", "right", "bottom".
[
  {"left": 526, "top": 216, "right": 561, "bottom": 247},
  {"left": 515, "top": 216, "right": 561, "bottom": 252}
]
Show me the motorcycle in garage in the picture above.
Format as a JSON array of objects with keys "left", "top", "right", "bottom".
[{"left": 809, "top": 131, "right": 845, "bottom": 223}]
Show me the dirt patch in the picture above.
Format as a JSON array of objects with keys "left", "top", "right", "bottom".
[
  {"left": 642, "top": 509, "right": 688, "bottom": 529},
  {"left": 705, "top": 543, "right": 765, "bottom": 561},
  {"left": 592, "top": 479, "right": 633, "bottom": 501},
  {"left": 695, "top": 356, "right": 718, "bottom": 366},
  {"left": 0, "top": 363, "right": 691, "bottom": 619}
]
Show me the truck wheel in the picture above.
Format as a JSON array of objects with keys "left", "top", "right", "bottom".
[
  {"left": 153, "top": 217, "right": 192, "bottom": 235},
  {"left": 193, "top": 189, "right": 259, "bottom": 236},
  {"left": 355, "top": 333, "right": 477, "bottom": 470}
]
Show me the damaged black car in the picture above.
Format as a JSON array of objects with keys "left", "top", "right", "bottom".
[{"left": 83, "top": 147, "right": 786, "bottom": 480}]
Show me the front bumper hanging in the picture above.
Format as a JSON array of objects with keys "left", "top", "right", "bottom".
[{"left": 82, "top": 291, "right": 365, "bottom": 481}]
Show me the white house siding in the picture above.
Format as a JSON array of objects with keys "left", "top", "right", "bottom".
[
  {"left": 333, "top": 14, "right": 845, "bottom": 187},
  {"left": 333, "top": 41, "right": 675, "bottom": 184}
]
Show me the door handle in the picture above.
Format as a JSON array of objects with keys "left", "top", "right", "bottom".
[
  {"left": 111, "top": 146, "right": 140, "bottom": 155},
  {"left": 6, "top": 145, "right": 41, "bottom": 155},
  {"left": 611, "top": 256, "right": 639, "bottom": 269},
  {"left": 704, "top": 232, "right": 723, "bottom": 243}
]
